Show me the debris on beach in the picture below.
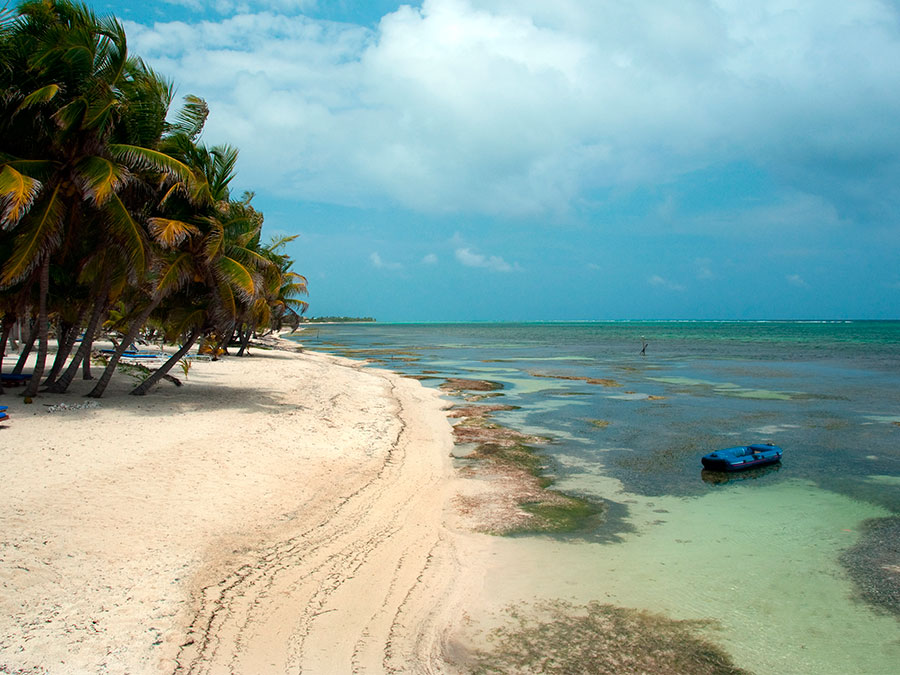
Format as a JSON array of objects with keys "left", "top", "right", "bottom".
[{"left": 44, "top": 401, "right": 101, "bottom": 413}]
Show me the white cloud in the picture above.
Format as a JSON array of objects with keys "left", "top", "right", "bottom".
[
  {"left": 786, "top": 274, "right": 809, "bottom": 288},
  {"left": 370, "top": 252, "right": 402, "bottom": 269},
  {"left": 648, "top": 275, "right": 685, "bottom": 291},
  {"left": 422, "top": 253, "right": 439, "bottom": 264},
  {"left": 126, "top": 0, "right": 900, "bottom": 219},
  {"left": 455, "top": 247, "right": 515, "bottom": 272}
]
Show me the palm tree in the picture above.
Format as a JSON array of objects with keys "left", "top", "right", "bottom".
[
  {"left": 0, "top": 1, "right": 192, "bottom": 398},
  {"left": 2, "top": 2, "right": 308, "bottom": 401},
  {"left": 127, "top": 150, "right": 260, "bottom": 396},
  {"left": 261, "top": 235, "right": 309, "bottom": 331}
]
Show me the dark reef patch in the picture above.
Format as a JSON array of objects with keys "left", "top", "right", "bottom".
[{"left": 840, "top": 516, "right": 900, "bottom": 617}]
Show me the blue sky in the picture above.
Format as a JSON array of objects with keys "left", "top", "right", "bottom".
[{"left": 85, "top": 0, "right": 899, "bottom": 320}]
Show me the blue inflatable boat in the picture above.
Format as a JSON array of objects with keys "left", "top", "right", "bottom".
[{"left": 701, "top": 444, "right": 783, "bottom": 471}]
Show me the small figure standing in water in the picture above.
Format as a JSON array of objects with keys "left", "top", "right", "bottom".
[{"left": 640, "top": 336, "right": 648, "bottom": 356}]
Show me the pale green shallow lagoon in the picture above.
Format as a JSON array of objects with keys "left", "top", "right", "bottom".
[{"left": 472, "top": 479, "right": 897, "bottom": 674}]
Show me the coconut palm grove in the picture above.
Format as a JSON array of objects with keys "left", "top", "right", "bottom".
[{"left": 0, "top": 0, "right": 309, "bottom": 399}]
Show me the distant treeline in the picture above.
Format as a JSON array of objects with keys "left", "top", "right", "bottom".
[{"left": 300, "top": 317, "right": 376, "bottom": 323}]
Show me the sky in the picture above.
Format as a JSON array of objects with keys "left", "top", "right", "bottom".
[{"left": 80, "top": 0, "right": 900, "bottom": 320}]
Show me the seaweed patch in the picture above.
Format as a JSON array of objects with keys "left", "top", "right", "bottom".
[
  {"left": 840, "top": 516, "right": 900, "bottom": 617},
  {"left": 462, "top": 600, "right": 748, "bottom": 675},
  {"left": 448, "top": 401, "right": 604, "bottom": 535}
]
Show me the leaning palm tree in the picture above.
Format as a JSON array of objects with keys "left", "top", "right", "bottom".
[
  {"left": 93, "top": 142, "right": 257, "bottom": 397},
  {"left": 262, "top": 235, "right": 309, "bottom": 331},
  {"left": 128, "top": 292, "right": 207, "bottom": 397}
]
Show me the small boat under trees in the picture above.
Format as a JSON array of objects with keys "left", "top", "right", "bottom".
[{"left": 701, "top": 444, "right": 783, "bottom": 472}]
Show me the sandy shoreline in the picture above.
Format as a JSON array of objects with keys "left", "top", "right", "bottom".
[{"left": 0, "top": 343, "right": 486, "bottom": 673}]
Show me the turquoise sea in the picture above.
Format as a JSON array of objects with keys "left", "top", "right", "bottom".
[{"left": 300, "top": 321, "right": 899, "bottom": 673}]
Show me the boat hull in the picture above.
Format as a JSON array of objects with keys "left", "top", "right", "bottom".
[{"left": 701, "top": 444, "right": 783, "bottom": 472}]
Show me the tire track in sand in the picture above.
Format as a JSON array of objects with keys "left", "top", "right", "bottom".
[{"left": 173, "top": 366, "right": 463, "bottom": 674}]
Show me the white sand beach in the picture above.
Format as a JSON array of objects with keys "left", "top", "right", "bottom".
[{"left": 0, "top": 344, "right": 487, "bottom": 673}]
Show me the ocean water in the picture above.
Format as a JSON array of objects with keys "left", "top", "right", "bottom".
[{"left": 299, "top": 321, "right": 900, "bottom": 673}]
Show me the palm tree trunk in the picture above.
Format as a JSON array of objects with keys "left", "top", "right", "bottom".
[
  {"left": 46, "top": 276, "right": 111, "bottom": 393},
  {"left": 42, "top": 315, "right": 81, "bottom": 387},
  {"left": 211, "top": 321, "right": 234, "bottom": 361},
  {"left": 129, "top": 328, "right": 200, "bottom": 396},
  {"left": 87, "top": 293, "right": 162, "bottom": 398},
  {"left": 82, "top": 350, "right": 93, "bottom": 379},
  {"left": 23, "top": 259, "right": 51, "bottom": 398},
  {"left": 12, "top": 317, "right": 35, "bottom": 374},
  {"left": 0, "top": 315, "right": 14, "bottom": 396},
  {"left": 236, "top": 326, "right": 252, "bottom": 357}
]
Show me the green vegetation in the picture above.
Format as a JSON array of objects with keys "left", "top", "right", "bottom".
[
  {"left": 0, "top": 1, "right": 308, "bottom": 398},
  {"left": 516, "top": 495, "right": 606, "bottom": 534},
  {"left": 467, "top": 600, "right": 748, "bottom": 675}
]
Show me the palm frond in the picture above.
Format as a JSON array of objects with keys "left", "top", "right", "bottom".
[
  {"left": 108, "top": 144, "right": 193, "bottom": 183},
  {"left": 4, "top": 160, "right": 56, "bottom": 182},
  {"left": 94, "top": 15, "right": 128, "bottom": 83},
  {"left": 0, "top": 185, "right": 64, "bottom": 287},
  {"left": 215, "top": 256, "right": 255, "bottom": 301},
  {"left": 16, "top": 84, "right": 60, "bottom": 112},
  {"left": 0, "top": 165, "right": 42, "bottom": 228},
  {"left": 104, "top": 192, "right": 147, "bottom": 277},
  {"left": 168, "top": 95, "right": 209, "bottom": 141},
  {"left": 0, "top": 5, "right": 17, "bottom": 33},
  {"left": 265, "top": 234, "right": 299, "bottom": 253},
  {"left": 155, "top": 251, "right": 193, "bottom": 296},
  {"left": 202, "top": 219, "right": 224, "bottom": 261},
  {"left": 74, "top": 156, "right": 127, "bottom": 205},
  {"left": 230, "top": 245, "right": 275, "bottom": 272},
  {"left": 148, "top": 217, "right": 199, "bottom": 248},
  {"left": 208, "top": 144, "right": 238, "bottom": 201},
  {"left": 164, "top": 307, "right": 206, "bottom": 340},
  {"left": 157, "top": 182, "right": 185, "bottom": 209},
  {"left": 283, "top": 271, "right": 309, "bottom": 287},
  {"left": 83, "top": 97, "right": 116, "bottom": 130},
  {"left": 215, "top": 279, "right": 236, "bottom": 318},
  {"left": 53, "top": 96, "right": 87, "bottom": 133},
  {"left": 251, "top": 296, "right": 272, "bottom": 328}
]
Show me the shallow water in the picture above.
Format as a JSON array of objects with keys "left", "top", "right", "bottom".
[
  {"left": 299, "top": 321, "right": 900, "bottom": 673},
  {"left": 480, "top": 480, "right": 897, "bottom": 674}
]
